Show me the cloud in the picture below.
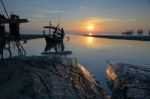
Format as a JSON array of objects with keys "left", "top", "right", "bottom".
[
  {"left": 79, "top": 6, "right": 88, "bottom": 10},
  {"left": 42, "top": 9, "right": 64, "bottom": 14},
  {"left": 29, "top": 7, "right": 64, "bottom": 19},
  {"left": 32, "top": 14, "right": 45, "bottom": 18},
  {"left": 86, "top": 17, "right": 136, "bottom": 24}
]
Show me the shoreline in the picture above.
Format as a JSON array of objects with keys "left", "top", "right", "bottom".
[
  {"left": 85, "top": 35, "right": 150, "bottom": 41},
  {"left": 0, "top": 56, "right": 150, "bottom": 98},
  {"left": 4, "top": 34, "right": 44, "bottom": 41}
]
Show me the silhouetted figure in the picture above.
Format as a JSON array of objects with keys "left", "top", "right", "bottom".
[
  {"left": 149, "top": 30, "right": 150, "bottom": 36},
  {"left": 60, "top": 28, "right": 65, "bottom": 39}
]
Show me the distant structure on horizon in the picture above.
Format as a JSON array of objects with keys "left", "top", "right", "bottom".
[
  {"left": 122, "top": 30, "right": 134, "bottom": 36},
  {"left": 122, "top": 29, "right": 150, "bottom": 36},
  {"left": 137, "top": 29, "right": 144, "bottom": 36}
]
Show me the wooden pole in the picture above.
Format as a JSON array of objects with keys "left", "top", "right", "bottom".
[
  {"left": 0, "top": 0, "right": 9, "bottom": 19},
  {"left": 0, "top": 23, "right": 4, "bottom": 61},
  {"left": 49, "top": 21, "right": 51, "bottom": 36},
  {"left": 1, "top": 37, "right": 4, "bottom": 61}
]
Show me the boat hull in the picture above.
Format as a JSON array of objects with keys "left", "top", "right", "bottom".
[{"left": 45, "top": 36, "right": 63, "bottom": 43}]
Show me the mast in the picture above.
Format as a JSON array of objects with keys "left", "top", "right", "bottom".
[
  {"left": 0, "top": 0, "right": 9, "bottom": 19},
  {"left": 49, "top": 21, "right": 51, "bottom": 36},
  {"left": 57, "top": 13, "right": 61, "bottom": 28}
]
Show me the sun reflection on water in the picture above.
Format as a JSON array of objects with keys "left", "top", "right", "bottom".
[{"left": 87, "top": 37, "right": 94, "bottom": 44}]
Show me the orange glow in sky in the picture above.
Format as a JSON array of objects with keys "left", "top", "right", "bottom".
[{"left": 89, "top": 33, "right": 92, "bottom": 36}]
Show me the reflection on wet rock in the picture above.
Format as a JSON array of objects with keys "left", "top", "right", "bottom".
[
  {"left": 106, "top": 62, "right": 150, "bottom": 99},
  {"left": 106, "top": 65, "right": 117, "bottom": 81}
]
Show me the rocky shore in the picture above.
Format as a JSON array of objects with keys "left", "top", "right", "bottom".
[
  {"left": 0, "top": 56, "right": 108, "bottom": 99},
  {"left": 106, "top": 62, "right": 150, "bottom": 99},
  {"left": 1, "top": 56, "right": 150, "bottom": 99}
]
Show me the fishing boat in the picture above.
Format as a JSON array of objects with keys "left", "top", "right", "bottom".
[{"left": 43, "top": 21, "right": 65, "bottom": 43}]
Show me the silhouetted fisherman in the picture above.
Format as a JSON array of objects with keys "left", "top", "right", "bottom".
[
  {"left": 60, "top": 28, "right": 65, "bottom": 39},
  {"left": 149, "top": 30, "right": 150, "bottom": 36}
]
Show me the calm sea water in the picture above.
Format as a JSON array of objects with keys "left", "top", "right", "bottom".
[{"left": 3, "top": 34, "right": 150, "bottom": 94}]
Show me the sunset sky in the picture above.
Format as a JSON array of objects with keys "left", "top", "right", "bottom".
[{"left": 1, "top": 0, "right": 150, "bottom": 34}]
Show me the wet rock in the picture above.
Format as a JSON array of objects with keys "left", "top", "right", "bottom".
[
  {"left": 0, "top": 56, "right": 108, "bottom": 99},
  {"left": 106, "top": 62, "right": 150, "bottom": 99}
]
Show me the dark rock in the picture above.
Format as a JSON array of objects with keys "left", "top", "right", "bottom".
[
  {"left": 106, "top": 62, "right": 150, "bottom": 99},
  {"left": 0, "top": 56, "right": 108, "bottom": 99}
]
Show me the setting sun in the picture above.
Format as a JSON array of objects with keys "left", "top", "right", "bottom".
[{"left": 86, "top": 25, "right": 95, "bottom": 31}]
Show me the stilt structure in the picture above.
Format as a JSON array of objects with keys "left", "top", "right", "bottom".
[
  {"left": 0, "top": 0, "right": 29, "bottom": 60},
  {"left": 0, "top": 14, "right": 6, "bottom": 60},
  {"left": 9, "top": 14, "right": 29, "bottom": 39},
  {"left": 137, "top": 29, "right": 143, "bottom": 36}
]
